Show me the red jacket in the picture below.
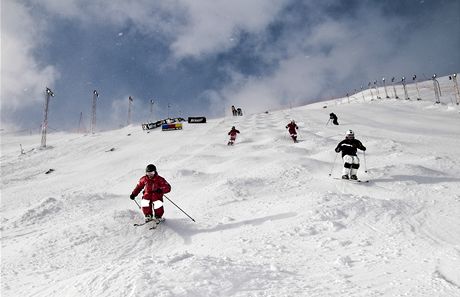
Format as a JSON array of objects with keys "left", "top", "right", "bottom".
[
  {"left": 286, "top": 123, "right": 298, "bottom": 134},
  {"left": 131, "top": 174, "right": 171, "bottom": 200},
  {"left": 228, "top": 128, "right": 240, "bottom": 137}
]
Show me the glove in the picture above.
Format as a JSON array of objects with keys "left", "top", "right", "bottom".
[
  {"left": 335, "top": 147, "right": 340, "bottom": 153},
  {"left": 362, "top": 147, "right": 366, "bottom": 151},
  {"left": 130, "top": 194, "right": 136, "bottom": 200},
  {"left": 153, "top": 188, "right": 163, "bottom": 194}
]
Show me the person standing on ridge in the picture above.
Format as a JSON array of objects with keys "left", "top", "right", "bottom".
[
  {"left": 334, "top": 130, "right": 366, "bottom": 180},
  {"left": 227, "top": 126, "right": 240, "bottom": 145},
  {"left": 130, "top": 164, "right": 171, "bottom": 222},
  {"left": 286, "top": 120, "right": 298, "bottom": 143}
]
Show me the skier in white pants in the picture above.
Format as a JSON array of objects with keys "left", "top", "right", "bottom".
[{"left": 335, "top": 130, "right": 366, "bottom": 180}]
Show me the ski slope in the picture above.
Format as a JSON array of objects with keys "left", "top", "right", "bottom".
[{"left": 2, "top": 78, "right": 460, "bottom": 297}]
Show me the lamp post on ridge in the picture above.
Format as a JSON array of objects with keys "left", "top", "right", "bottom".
[
  {"left": 150, "top": 99, "right": 155, "bottom": 121},
  {"left": 91, "top": 90, "right": 99, "bottom": 134},
  {"left": 412, "top": 75, "right": 421, "bottom": 101},
  {"left": 127, "top": 96, "right": 133, "bottom": 125},
  {"left": 432, "top": 74, "right": 441, "bottom": 104},
  {"left": 449, "top": 73, "right": 459, "bottom": 105},
  {"left": 40, "top": 87, "right": 55, "bottom": 148},
  {"left": 391, "top": 77, "right": 399, "bottom": 99}
]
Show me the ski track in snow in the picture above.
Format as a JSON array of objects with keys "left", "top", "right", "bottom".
[{"left": 2, "top": 78, "right": 460, "bottom": 297}]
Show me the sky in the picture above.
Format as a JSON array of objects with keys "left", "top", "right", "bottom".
[
  {"left": 2, "top": 82, "right": 460, "bottom": 296},
  {"left": 1, "top": 0, "right": 460, "bottom": 131}
]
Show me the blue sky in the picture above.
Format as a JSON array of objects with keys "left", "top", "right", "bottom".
[{"left": 2, "top": 0, "right": 459, "bottom": 131}]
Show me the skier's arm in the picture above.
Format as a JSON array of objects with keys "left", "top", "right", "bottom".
[
  {"left": 358, "top": 140, "right": 366, "bottom": 151},
  {"left": 335, "top": 141, "right": 343, "bottom": 153},
  {"left": 155, "top": 177, "right": 171, "bottom": 194},
  {"left": 132, "top": 178, "right": 146, "bottom": 197}
]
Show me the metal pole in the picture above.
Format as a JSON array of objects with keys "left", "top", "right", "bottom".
[
  {"left": 329, "top": 153, "right": 339, "bottom": 176},
  {"left": 150, "top": 99, "right": 154, "bottom": 120},
  {"left": 41, "top": 87, "right": 54, "bottom": 148},
  {"left": 449, "top": 74, "right": 459, "bottom": 105},
  {"left": 127, "top": 96, "right": 133, "bottom": 125},
  {"left": 402, "top": 77, "right": 410, "bottom": 100},
  {"left": 163, "top": 194, "right": 196, "bottom": 222},
  {"left": 383, "top": 78, "right": 390, "bottom": 98},
  {"left": 391, "top": 77, "right": 399, "bottom": 99},
  {"left": 413, "top": 75, "right": 421, "bottom": 100},
  {"left": 78, "top": 112, "right": 83, "bottom": 133},
  {"left": 368, "top": 82, "right": 375, "bottom": 100},
  {"left": 374, "top": 80, "right": 381, "bottom": 99},
  {"left": 360, "top": 86, "right": 365, "bottom": 102},
  {"left": 432, "top": 74, "right": 441, "bottom": 104},
  {"left": 91, "top": 90, "right": 98, "bottom": 133}
]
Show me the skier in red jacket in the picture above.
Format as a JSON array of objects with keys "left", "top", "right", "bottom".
[
  {"left": 130, "top": 164, "right": 171, "bottom": 222},
  {"left": 227, "top": 126, "right": 240, "bottom": 145},
  {"left": 285, "top": 120, "right": 298, "bottom": 143}
]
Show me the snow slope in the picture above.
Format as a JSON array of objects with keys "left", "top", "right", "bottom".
[{"left": 2, "top": 77, "right": 460, "bottom": 297}]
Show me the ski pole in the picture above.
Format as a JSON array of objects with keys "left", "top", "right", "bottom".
[
  {"left": 326, "top": 119, "right": 330, "bottom": 126},
  {"left": 133, "top": 199, "right": 141, "bottom": 209},
  {"left": 164, "top": 194, "right": 196, "bottom": 222},
  {"left": 363, "top": 151, "right": 368, "bottom": 173},
  {"left": 329, "top": 153, "right": 339, "bottom": 176}
]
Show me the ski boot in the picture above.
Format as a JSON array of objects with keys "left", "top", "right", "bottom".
[
  {"left": 341, "top": 175, "right": 349, "bottom": 179},
  {"left": 350, "top": 175, "right": 358, "bottom": 180},
  {"left": 145, "top": 214, "right": 154, "bottom": 223}
]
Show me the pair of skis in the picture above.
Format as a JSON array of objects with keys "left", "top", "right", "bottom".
[
  {"left": 333, "top": 177, "right": 369, "bottom": 183},
  {"left": 133, "top": 218, "right": 164, "bottom": 230}
]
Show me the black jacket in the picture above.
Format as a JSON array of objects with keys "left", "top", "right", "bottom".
[{"left": 335, "top": 139, "right": 366, "bottom": 157}]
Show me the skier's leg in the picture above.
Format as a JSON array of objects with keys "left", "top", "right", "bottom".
[
  {"left": 141, "top": 198, "right": 154, "bottom": 221},
  {"left": 342, "top": 155, "right": 353, "bottom": 177},
  {"left": 153, "top": 199, "right": 164, "bottom": 219},
  {"left": 350, "top": 156, "right": 360, "bottom": 179}
]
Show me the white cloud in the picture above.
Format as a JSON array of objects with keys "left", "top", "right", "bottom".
[{"left": 1, "top": 0, "right": 58, "bottom": 112}]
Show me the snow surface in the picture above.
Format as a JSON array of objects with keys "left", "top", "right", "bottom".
[{"left": 2, "top": 77, "right": 460, "bottom": 297}]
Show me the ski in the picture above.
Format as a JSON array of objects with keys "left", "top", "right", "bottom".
[
  {"left": 333, "top": 177, "right": 369, "bottom": 183},
  {"left": 133, "top": 221, "right": 150, "bottom": 227},
  {"left": 149, "top": 218, "right": 165, "bottom": 230}
]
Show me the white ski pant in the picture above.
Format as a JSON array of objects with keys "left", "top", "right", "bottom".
[{"left": 342, "top": 155, "right": 360, "bottom": 176}]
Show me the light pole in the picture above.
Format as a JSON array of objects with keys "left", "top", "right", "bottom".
[
  {"left": 91, "top": 90, "right": 99, "bottom": 134},
  {"left": 368, "top": 82, "right": 375, "bottom": 100},
  {"left": 374, "top": 80, "right": 381, "bottom": 99},
  {"left": 150, "top": 99, "right": 155, "bottom": 121},
  {"left": 432, "top": 74, "right": 441, "bottom": 104},
  {"left": 412, "top": 75, "right": 421, "bottom": 100},
  {"left": 402, "top": 77, "right": 410, "bottom": 100},
  {"left": 127, "top": 96, "right": 133, "bottom": 125},
  {"left": 382, "top": 78, "right": 390, "bottom": 98},
  {"left": 449, "top": 73, "right": 459, "bottom": 105},
  {"left": 391, "top": 77, "right": 399, "bottom": 99},
  {"left": 40, "top": 87, "right": 55, "bottom": 148}
]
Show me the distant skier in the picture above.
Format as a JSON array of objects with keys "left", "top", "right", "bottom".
[
  {"left": 228, "top": 126, "right": 240, "bottom": 145},
  {"left": 130, "top": 164, "right": 171, "bottom": 222},
  {"left": 334, "top": 130, "right": 366, "bottom": 180},
  {"left": 231, "top": 105, "right": 237, "bottom": 116},
  {"left": 329, "top": 113, "right": 339, "bottom": 125},
  {"left": 285, "top": 120, "right": 298, "bottom": 143},
  {"left": 237, "top": 108, "right": 243, "bottom": 116}
]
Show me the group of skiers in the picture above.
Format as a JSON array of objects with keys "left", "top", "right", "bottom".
[
  {"left": 131, "top": 111, "right": 366, "bottom": 223},
  {"left": 231, "top": 105, "right": 243, "bottom": 116}
]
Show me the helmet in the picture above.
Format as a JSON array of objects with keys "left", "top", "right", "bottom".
[
  {"left": 291, "top": 119, "right": 295, "bottom": 123},
  {"left": 146, "top": 164, "right": 156, "bottom": 173},
  {"left": 345, "top": 130, "right": 354, "bottom": 139},
  {"left": 232, "top": 126, "right": 235, "bottom": 129}
]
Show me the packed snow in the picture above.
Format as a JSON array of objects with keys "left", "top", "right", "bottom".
[{"left": 1, "top": 76, "right": 460, "bottom": 297}]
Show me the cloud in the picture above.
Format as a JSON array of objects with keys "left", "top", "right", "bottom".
[{"left": 1, "top": 0, "right": 58, "bottom": 113}]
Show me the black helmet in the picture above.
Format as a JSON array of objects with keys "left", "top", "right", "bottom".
[{"left": 146, "top": 164, "right": 156, "bottom": 173}]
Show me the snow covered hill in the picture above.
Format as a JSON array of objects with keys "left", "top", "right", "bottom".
[{"left": 2, "top": 77, "right": 460, "bottom": 297}]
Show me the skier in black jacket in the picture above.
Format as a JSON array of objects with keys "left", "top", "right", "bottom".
[{"left": 335, "top": 130, "right": 366, "bottom": 180}]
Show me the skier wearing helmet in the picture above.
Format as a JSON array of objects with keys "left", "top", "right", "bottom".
[
  {"left": 130, "top": 164, "right": 171, "bottom": 222},
  {"left": 227, "top": 126, "right": 240, "bottom": 145},
  {"left": 335, "top": 130, "right": 366, "bottom": 180},
  {"left": 285, "top": 120, "right": 299, "bottom": 143}
]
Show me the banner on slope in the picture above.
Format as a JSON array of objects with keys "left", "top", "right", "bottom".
[
  {"left": 188, "top": 117, "right": 206, "bottom": 123},
  {"left": 162, "top": 123, "right": 183, "bottom": 131}
]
